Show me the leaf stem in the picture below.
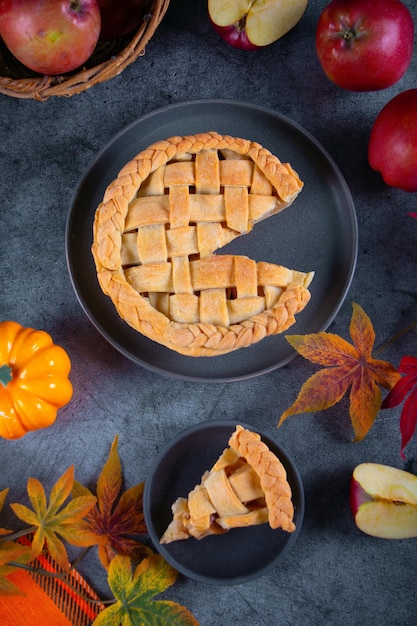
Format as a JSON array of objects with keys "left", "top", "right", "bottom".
[
  {"left": 70, "top": 545, "right": 91, "bottom": 570},
  {"left": 6, "top": 560, "right": 115, "bottom": 606},
  {"left": 0, "top": 526, "right": 37, "bottom": 543},
  {"left": 374, "top": 319, "right": 417, "bottom": 357}
]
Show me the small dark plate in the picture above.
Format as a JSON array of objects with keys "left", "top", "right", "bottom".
[
  {"left": 66, "top": 99, "right": 357, "bottom": 382},
  {"left": 144, "top": 421, "right": 304, "bottom": 585}
]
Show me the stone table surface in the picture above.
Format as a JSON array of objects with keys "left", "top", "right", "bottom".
[{"left": 1, "top": 1, "right": 417, "bottom": 625}]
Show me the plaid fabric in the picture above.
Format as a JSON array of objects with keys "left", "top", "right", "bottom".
[{"left": 0, "top": 539, "right": 105, "bottom": 626}]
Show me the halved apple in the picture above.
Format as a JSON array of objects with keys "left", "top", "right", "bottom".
[
  {"left": 208, "top": 0, "right": 308, "bottom": 50},
  {"left": 350, "top": 463, "right": 417, "bottom": 539}
]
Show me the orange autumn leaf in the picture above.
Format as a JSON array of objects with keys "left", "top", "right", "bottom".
[
  {"left": 0, "top": 489, "right": 11, "bottom": 536},
  {"left": 0, "top": 489, "right": 33, "bottom": 595},
  {"left": 279, "top": 303, "right": 401, "bottom": 441},
  {"left": 72, "top": 435, "right": 150, "bottom": 570},
  {"left": 9, "top": 466, "right": 96, "bottom": 571},
  {"left": 0, "top": 540, "right": 32, "bottom": 595}
]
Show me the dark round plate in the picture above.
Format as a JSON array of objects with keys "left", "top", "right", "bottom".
[
  {"left": 66, "top": 99, "right": 357, "bottom": 382},
  {"left": 143, "top": 420, "right": 304, "bottom": 585}
]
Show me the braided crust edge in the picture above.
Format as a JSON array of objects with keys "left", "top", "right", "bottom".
[
  {"left": 229, "top": 426, "right": 295, "bottom": 532},
  {"left": 92, "top": 131, "right": 311, "bottom": 357}
]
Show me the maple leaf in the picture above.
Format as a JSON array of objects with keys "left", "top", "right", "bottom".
[
  {"left": 72, "top": 435, "right": 150, "bottom": 570},
  {"left": 0, "top": 489, "right": 33, "bottom": 595},
  {"left": 0, "top": 540, "right": 32, "bottom": 595},
  {"left": 278, "top": 303, "right": 401, "bottom": 441},
  {"left": 10, "top": 465, "right": 97, "bottom": 571},
  {"left": 0, "top": 488, "right": 12, "bottom": 536},
  {"left": 92, "top": 554, "right": 199, "bottom": 626},
  {"left": 381, "top": 355, "right": 417, "bottom": 458}
]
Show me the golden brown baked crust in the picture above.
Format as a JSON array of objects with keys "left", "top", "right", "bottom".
[
  {"left": 160, "top": 425, "right": 295, "bottom": 544},
  {"left": 92, "top": 131, "right": 314, "bottom": 357}
]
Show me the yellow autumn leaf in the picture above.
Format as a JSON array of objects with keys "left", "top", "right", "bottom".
[
  {"left": 0, "top": 488, "right": 11, "bottom": 536},
  {"left": 10, "top": 465, "right": 96, "bottom": 570}
]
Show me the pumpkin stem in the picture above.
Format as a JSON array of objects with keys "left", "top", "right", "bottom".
[{"left": 0, "top": 364, "right": 12, "bottom": 387}]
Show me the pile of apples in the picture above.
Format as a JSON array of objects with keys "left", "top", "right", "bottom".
[
  {"left": 209, "top": 0, "right": 417, "bottom": 193},
  {"left": 0, "top": 0, "right": 151, "bottom": 75},
  {"left": 209, "top": 0, "right": 417, "bottom": 537},
  {"left": 315, "top": 0, "right": 417, "bottom": 193}
]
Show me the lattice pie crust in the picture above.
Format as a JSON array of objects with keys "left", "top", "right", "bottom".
[
  {"left": 160, "top": 425, "right": 295, "bottom": 543},
  {"left": 92, "top": 132, "right": 314, "bottom": 357}
]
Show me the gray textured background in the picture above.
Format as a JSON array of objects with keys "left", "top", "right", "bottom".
[{"left": 1, "top": 1, "right": 417, "bottom": 624}]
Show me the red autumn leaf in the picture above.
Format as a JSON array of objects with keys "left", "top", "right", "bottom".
[
  {"left": 279, "top": 303, "right": 401, "bottom": 441},
  {"left": 72, "top": 435, "right": 150, "bottom": 570},
  {"left": 381, "top": 355, "right": 417, "bottom": 458}
]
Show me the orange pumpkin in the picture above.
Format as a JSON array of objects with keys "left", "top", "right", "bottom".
[{"left": 0, "top": 321, "right": 73, "bottom": 439}]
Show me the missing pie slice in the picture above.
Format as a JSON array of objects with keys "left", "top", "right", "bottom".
[
  {"left": 92, "top": 131, "right": 314, "bottom": 357},
  {"left": 160, "top": 425, "right": 295, "bottom": 544}
]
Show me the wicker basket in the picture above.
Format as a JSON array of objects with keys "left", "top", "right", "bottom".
[{"left": 0, "top": 0, "right": 170, "bottom": 101}]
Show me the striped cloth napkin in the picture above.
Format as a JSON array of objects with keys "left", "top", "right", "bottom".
[{"left": 0, "top": 542, "right": 105, "bottom": 626}]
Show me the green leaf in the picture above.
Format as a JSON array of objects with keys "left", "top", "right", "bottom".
[{"left": 93, "top": 554, "right": 199, "bottom": 626}]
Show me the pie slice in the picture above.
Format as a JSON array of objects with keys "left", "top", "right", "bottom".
[
  {"left": 160, "top": 425, "right": 296, "bottom": 544},
  {"left": 92, "top": 131, "right": 314, "bottom": 357}
]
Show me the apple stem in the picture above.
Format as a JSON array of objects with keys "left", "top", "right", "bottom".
[
  {"left": 339, "top": 18, "right": 367, "bottom": 47},
  {"left": 343, "top": 30, "right": 354, "bottom": 44}
]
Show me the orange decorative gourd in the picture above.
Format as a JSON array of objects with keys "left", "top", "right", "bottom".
[{"left": 0, "top": 321, "right": 73, "bottom": 439}]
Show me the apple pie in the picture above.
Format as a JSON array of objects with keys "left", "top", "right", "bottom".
[
  {"left": 160, "top": 425, "right": 295, "bottom": 543},
  {"left": 92, "top": 131, "right": 314, "bottom": 357}
]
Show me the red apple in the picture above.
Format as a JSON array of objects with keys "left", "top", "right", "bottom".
[
  {"left": 208, "top": 0, "right": 308, "bottom": 50},
  {"left": 97, "top": 0, "right": 152, "bottom": 41},
  {"left": 350, "top": 463, "right": 417, "bottom": 539},
  {"left": 368, "top": 89, "right": 417, "bottom": 193},
  {"left": 0, "top": 0, "right": 101, "bottom": 75},
  {"left": 315, "top": 0, "right": 414, "bottom": 91}
]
